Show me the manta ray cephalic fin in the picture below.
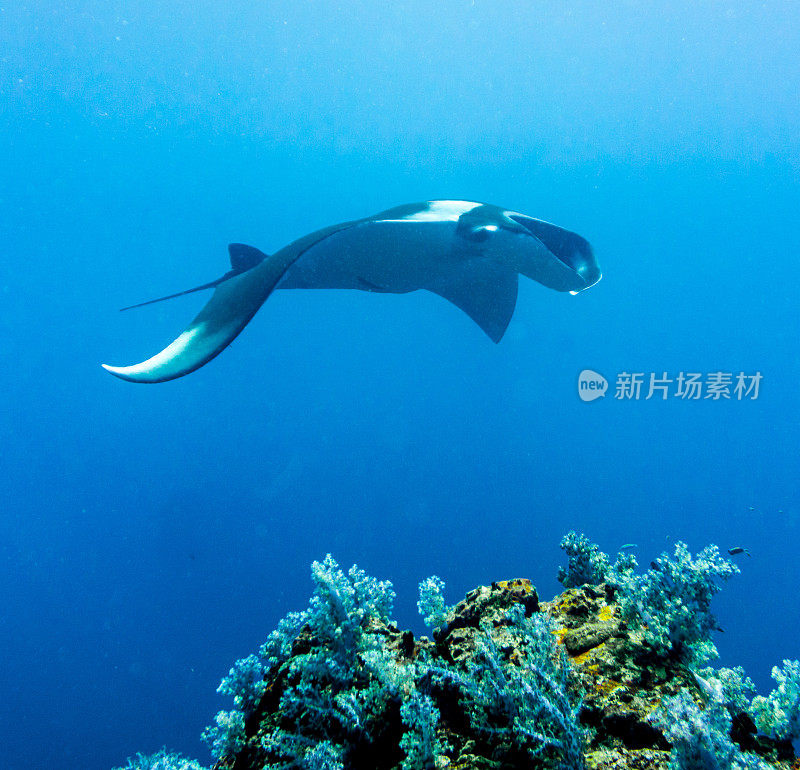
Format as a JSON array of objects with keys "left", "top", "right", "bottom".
[{"left": 427, "top": 261, "right": 519, "bottom": 343}]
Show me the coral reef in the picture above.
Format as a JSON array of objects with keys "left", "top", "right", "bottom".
[
  {"left": 751, "top": 660, "right": 800, "bottom": 742},
  {"left": 112, "top": 747, "right": 208, "bottom": 770},
  {"left": 607, "top": 542, "right": 739, "bottom": 665},
  {"left": 113, "top": 537, "right": 799, "bottom": 770},
  {"left": 649, "top": 689, "right": 769, "bottom": 770},
  {"left": 558, "top": 531, "right": 611, "bottom": 589}
]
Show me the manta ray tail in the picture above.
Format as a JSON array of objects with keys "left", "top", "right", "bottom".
[
  {"left": 119, "top": 282, "right": 219, "bottom": 311},
  {"left": 103, "top": 244, "right": 282, "bottom": 383},
  {"left": 119, "top": 244, "right": 268, "bottom": 311},
  {"left": 103, "top": 222, "right": 359, "bottom": 383}
]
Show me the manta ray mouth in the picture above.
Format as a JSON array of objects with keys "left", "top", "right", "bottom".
[{"left": 509, "top": 214, "right": 602, "bottom": 290}]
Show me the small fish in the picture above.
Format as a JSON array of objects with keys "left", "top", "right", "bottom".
[
  {"left": 619, "top": 543, "right": 638, "bottom": 551},
  {"left": 727, "top": 547, "right": 750, "bottom": 557},
  {"left": 692, "top": 672, "right": 725, "bottom": 704}
]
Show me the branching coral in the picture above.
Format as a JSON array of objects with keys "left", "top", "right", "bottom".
[
  {"left": 696, "top": 666, "right": 756, "bottom": 715},
  {"left": 112, "top": 748, "right": 207, "bottom": 770},
  {"left": 399, "top": 694, "right": 447, "bottom": 770},
  {"left": 434, "top": 605, "right": 585, "bottom": 770},
  {"left": 556, "top": 534, "right": 738, "bottom": 664},
  {"left": 202, "top": 555, "right": 454, "bottom": 769},
  {"left": 417, "top": 576, "right": 452, "bottom": 633},
  {"left": 751, "top": 659, "right": 800, "bottom": 741},
  {"left": 608, "top": 541, "right": 738, "bottom": 663},
  {"left": 557, "top": 531, "right": 610, "bottom": 588},
  {"left": 201, "top": 554, "right": 398, "bottom": 763},
  {"left": 650, "top": 690, "right": 768, "bottom": 770}
]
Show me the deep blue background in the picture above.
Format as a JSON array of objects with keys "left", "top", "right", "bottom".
[{"left": 1, "top": 2, "right": 798, "bottom": 768}]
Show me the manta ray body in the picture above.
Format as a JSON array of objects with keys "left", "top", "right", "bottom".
[{"left": 103, "top": 200, "right": 601, "bottom": 383}]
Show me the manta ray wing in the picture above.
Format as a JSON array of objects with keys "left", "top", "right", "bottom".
[
  {"left": 102, "top": 258, "right": 288, "bottom": 382},
  {"left": 427, "top": 261, "right": 519, "bottom": 343},
  {"left": 102, "top": 223, "right": 358, "bottom": 382}
]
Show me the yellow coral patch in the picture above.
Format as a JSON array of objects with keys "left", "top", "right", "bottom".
[
  {"left": 571, "top": 645, "right": 606, "bottom": 675},
  {"left": 598, "top": 605, "right": 615, "bottom": 622},
  {"left": 496, "top": 578, "right": 534, "bottom": 595},
  {"left": 557, "top": 590, "right": 582, "bottom": 609},
  {"left": 596, "top": 679, "right": 622, "bottom": 696},
  {"left": 553, "top": 628, "right": 569, "bottom": 645}
]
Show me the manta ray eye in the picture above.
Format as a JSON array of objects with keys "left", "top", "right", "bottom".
[{"left": 464, "top": 224, "right": 498, "bottom": 242}]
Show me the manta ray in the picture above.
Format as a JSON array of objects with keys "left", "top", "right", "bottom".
[{"left": 102, "top": 200, "right": 601, "bottom": 383}]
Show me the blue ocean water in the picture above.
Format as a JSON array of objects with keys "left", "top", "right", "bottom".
[{"left": 1, "top": 1, "right": 798, "bottom": 767}]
